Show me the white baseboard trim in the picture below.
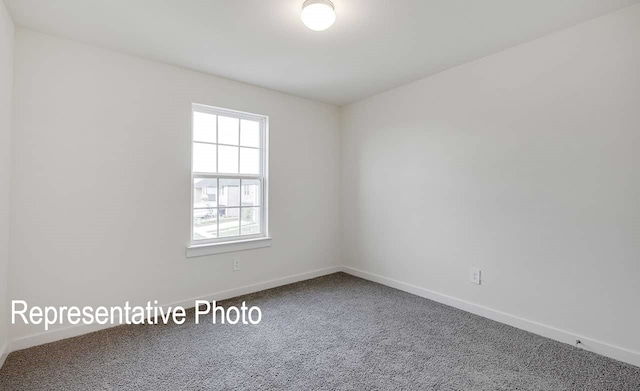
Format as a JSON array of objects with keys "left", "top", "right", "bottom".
[
  {"left": 7, "top": 265, "right": 342, "bottom": 355},
  {"left": 0, "top": 342, "right": 8, "bottom": 370},
  {"left": 342, "top": 266, "right": 640, "bottom": 368},
  {"left": 6, "top": 265, "right": 639, "bottom": 369}
]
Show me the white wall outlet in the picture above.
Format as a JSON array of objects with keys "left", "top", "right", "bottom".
[
  {"left": 469, "top": 268, "right": 481, "bottom": 285},
  {"left": 232, "top": 258, "right": 241, "bottom": 272}
]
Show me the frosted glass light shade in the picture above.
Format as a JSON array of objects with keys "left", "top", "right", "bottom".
[{"left": 301, "top": 0, "right": 336, "bottom": 31}]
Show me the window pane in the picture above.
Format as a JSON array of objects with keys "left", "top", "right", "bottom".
[
  {"left": 193, "top": 112, "right": 216, "bottom": 143},
  {"left": 218, "top": 145, "right": 239, "bottom": 173},
  {"left": 240, "top": 119, "right": 260, "bottom": 147},
  {"left": 219, "top": 207, "right": 240, "bottom": 237},
  {"left": 218, "top": 116, "right": 239, "bottom": 145},
  {"left": 219, "top": 178, "right": 240, "bottom": 207},
  {"left": 193, "top": 142, "right": 216, "bottom": 173},
  {"left": 193, "top": 208, "right": 217, "bottom": 240},
  {"left": 193, "top": 178, "right": 217, "bottom": 209},
  {"left": 241, "top": 179, "right": 261, "bottom": 206},
  {"left": 239, "top": 147, "right": 260, "bottom": 174},
  {"left": 241, "top": 207, "right": 261, "bottom": 236}
]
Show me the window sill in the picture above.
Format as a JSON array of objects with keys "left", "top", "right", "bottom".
[{"left": 186, "top": 237, "right": 272, "bottom": 258}]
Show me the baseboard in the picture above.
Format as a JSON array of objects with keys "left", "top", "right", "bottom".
[
  {"left": 7, "top": 264, "right": 639, "bottom": 369},
  {"left": 0, "top": 342, "right": 7, "bottom": 370},
  {"left": 342, "top": 266, "right": 640, "bottom": 368},
  {"left": 7, "top": 265, "right": 342, "bottom": 354}
]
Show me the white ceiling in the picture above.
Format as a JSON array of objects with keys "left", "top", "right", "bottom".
[{"left": 5, "top": 0, "right": 639, "bottom": 105}]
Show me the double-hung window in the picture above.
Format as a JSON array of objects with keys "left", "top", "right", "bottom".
[{"left": 189, "top": 104, "right": 269, "bottom": 255}]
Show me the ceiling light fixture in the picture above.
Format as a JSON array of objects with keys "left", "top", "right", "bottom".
[{"left": 301, "top": 0, "right": 336, "bottom": 31}]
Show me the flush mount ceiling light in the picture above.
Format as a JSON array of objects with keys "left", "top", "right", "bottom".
[{"left": 301, "top": 0, "right": 336, "bottom": 31}]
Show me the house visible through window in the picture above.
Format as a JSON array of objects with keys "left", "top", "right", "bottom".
[{"left": 191, "top": 104, "right": 268, "bottom": 244}]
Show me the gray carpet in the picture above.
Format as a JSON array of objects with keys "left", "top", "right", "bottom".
[{"left": 1, "top": 273, "right": 639, "bottom": 390}]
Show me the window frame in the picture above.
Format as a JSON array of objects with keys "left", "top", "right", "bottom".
[{"left": 189, "top": 103, "right": 269, "bottom": 252}]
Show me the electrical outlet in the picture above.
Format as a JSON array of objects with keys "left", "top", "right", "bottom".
[
  {"left": 469, "top": 268, "right": 481, "bottom": 285},
  {"left": 232, "top": 258, "right": 241, "bottom": 272}
]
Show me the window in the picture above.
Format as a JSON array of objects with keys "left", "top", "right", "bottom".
[{"left": 190, "top": 104, "right": 269, "bottom": 253}]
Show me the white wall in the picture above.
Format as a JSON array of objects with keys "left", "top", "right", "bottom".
[
  {"left": 342, "top": 3, "right": 640, "bottom": 358},
  {"left": 0, "top": 0, "right": 14, "bottom": 359},
  {"left": 10, "top": 29, "right": 341, "bottom": 341}
]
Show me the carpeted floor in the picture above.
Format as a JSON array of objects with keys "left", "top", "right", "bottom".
[{"left": 1, "top": 273, "right": 639, "bottom": 390}]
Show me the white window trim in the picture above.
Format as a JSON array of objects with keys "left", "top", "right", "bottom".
[
  {"left": 187, "top": 237, "right": 272, "bottom": 257},
  {"left": 187, "top": 103, "right": 270, "bottom": 257}
]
